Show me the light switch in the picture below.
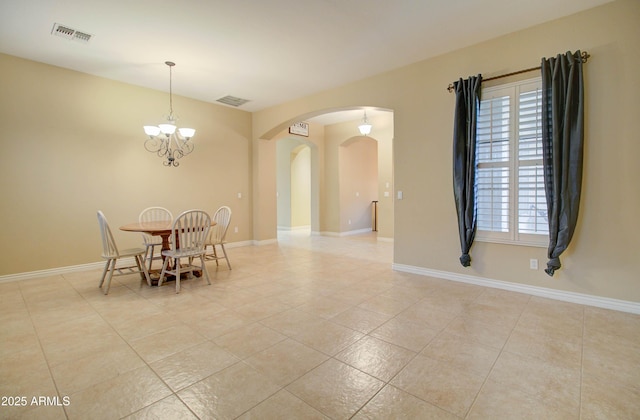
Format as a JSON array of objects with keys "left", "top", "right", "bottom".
[{"left": 397, "top": 191, "right": 403, "bottom": 200}]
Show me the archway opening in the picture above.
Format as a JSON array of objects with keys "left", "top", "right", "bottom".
[
  {"left": 258, "top": 106, "right": 394, "bottom": 242},
  {"left": 277, "top": 141, "right": 313, "bottom": 235}
]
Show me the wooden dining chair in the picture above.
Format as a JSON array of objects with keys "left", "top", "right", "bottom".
[
  {"left": 158, "top": 209, "right": 212, "bottom": 293},
  {"left": 139, "top": 207, "right": 173, "bottom": 271},
  {"left": 204, "top": 206, "right": 232, "bottom": 269},
  {"left": 97, "top": 211, "right": 151, "bottom": 295}
]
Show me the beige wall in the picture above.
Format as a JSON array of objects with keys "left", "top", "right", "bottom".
[
  {"left": 0, "top": 54, "right": 253, "bottom": 276},
  {"left": 252, "top": 0, "right": 640, "bottom": 302},
  {"left": 370, "top": 114, "right": 394, "bottom": 239},
  {"left": 275, "top": 140, "right": 292, "bottom": 229},
  {"left": 291, "top": 147, "right": 311, "bottom": 228},
  {"left": 339, "top": 137, "right": 378, "bottom": 232}
]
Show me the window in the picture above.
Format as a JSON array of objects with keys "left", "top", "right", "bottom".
[{"left": 475, "top": 78, "right": 548, "bottom": 246}]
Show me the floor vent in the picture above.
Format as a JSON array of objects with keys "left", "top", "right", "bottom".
[
  {"left": 216, "top": 95, "right": 251, "bottom": 107},
  {"left": 51, "top": 23, "right": 92, "bottom": 43}
]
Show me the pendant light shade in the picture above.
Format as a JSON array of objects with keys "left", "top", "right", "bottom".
[{"left": 358, "top": 111, "right": 372, "bottom": 136}]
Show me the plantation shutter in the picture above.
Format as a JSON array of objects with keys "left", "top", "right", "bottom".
[
  {"left": 517, "top": 86, "right": 549, "bottom": 236},
  {"left": 475, "top": 78, "right": 548, "bottom": 246},
  {"left": 476, "top": 95, "right": 510, "bottom": 235}
]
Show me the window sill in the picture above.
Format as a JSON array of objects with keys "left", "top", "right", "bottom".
[{"left": 475, "top": 236, "right": 548, "bottom": 248}]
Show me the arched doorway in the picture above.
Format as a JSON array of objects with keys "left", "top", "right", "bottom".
[
  {"left": 277, "top": 140, "right": 314, "bottom": 235},
  {"left": 339, "top": 136, "right": 378, "bottom": 234},
  {"left": 254, "top": 107, "right": 394, "bottom": 242}
]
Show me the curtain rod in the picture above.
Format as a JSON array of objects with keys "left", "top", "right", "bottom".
[{"left": 447, "top": 51, "right": 590, "bottom": 93}]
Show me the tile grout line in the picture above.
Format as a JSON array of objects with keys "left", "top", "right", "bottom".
[
  {"left": 461, "top": 293, "right": 533, "bottom": 419},
  {"left": 578, "top": 305, "right": 586, "bottom": 420},
  {"left": 74, "top": 276, "right": 195, "bottom": 419},
  {"left": 19, "top": 275, "right": 72, "bottom": 420}
]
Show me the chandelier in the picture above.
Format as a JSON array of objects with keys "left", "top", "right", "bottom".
[
  {"left": 358, "top": 111, "right": 372, "bottom": 136},
  {"left": 143, "top": 61, "right": 196, "bottom": 167}
]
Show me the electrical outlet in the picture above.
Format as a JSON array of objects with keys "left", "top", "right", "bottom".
[
  {"left": 530, "top": 259, "right": 538, "bottom": 270},
  {"left": 234, "top": 226, "right": 238, "bottom": 233}
]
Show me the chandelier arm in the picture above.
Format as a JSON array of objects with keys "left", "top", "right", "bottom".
[
  {"left": 172, "top": 146, "right": 182, "bottom": 158},
  {"left": 145, "top": 137, "right": 165, "bottom": 154},
  {"left": 176, "top": 135, "right": 194, "bottom": 155}
]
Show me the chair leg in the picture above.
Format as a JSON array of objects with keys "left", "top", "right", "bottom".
[
  {"left": 99, "top": 260, "right": 110, "bottom": 288},
  {"left": 158, "top": 255, "right": 170, "bottom": 287},
  {"left": 175, "top": 258, "right": 181, "bottom": 293},
  {"left": 213, "top": 245, "right": 219, "bottom": 266},
  {"left": 221, "top": 244, "right": 231, "bottom": 269},
  {"left": 200, "top": 255, "right": 211, "bottom": 285},
  {"left": 134, "top": 253, "right": 145, "bottom": 282},
  {"left": 138, "top": 255, "right": 152, "bottom": 287},
  {"left": 147, "top": 245, "right": 155, "bottom": 272},
  {"left": 103, "top": 259, "right": 117, "bottom": 295}
]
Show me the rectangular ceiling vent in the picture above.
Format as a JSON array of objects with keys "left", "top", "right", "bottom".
[
  {"left": 51, "top": 23, "right": 92, "bottom": 43},
  {"left": 216, "top": 95, "right": 251, "bottom": 107}
]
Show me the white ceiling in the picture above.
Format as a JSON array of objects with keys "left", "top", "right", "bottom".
[{"left": 0, "top": 0, "right": 610, "bottom": 122}]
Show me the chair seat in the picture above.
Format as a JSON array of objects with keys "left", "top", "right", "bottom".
[
  {"left": 103, "top": 247, "right": 147, "bottom": 259},
  {"left": 162, "top": 247, "right": 204, "bottom": 259}
]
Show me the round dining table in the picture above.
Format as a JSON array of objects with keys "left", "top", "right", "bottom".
[
  {"left": 119, "top": 220, "right": 216, "bottom": 283},
  {"left": 120, "top": 220, "right": 175, "bottom": 253}
]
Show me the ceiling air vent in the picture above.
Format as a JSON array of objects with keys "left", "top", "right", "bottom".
[
  {"left": 51, "top": 23, "right": 92, "bottom": 43},
  {"left": 216, "top": 95, "right": 251, "bottom": 107}
]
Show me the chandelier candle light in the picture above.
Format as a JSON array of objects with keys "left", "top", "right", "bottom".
[{"left": 143, "top": 61, "right": 196, "bottom": 167}]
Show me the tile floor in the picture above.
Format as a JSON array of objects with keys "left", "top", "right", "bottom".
[{"left": 1, "top": 232, "right": 639, "bottom": 419}]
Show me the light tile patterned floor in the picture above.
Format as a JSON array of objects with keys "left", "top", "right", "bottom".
[{"left": 1, "top": 232, "right": 639, "bottom": 419}]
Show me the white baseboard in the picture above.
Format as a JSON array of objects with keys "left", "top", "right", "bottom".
[
  {"left": 0, "top": 261, "right": 109, "bottom": 283},
  {"left": 0, "top": 241, "right": 253, "bottom": 284},
  {"left": 319, "top": 228, "right": 374, "bottom": 237},
  {"left": 277, "top": 225, "right": 311, "bottom": 232},
  {"left": 227, "top": 240, "right": 255, "bottom": 248},
  {"left": 252, "top": 239, "right": 278, "bottom": 246},
  {"left": 392, "top": 263, "right": 640, "bottom": 315}
]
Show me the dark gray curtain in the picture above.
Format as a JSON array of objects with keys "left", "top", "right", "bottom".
[
  {"left": 541, "top": 51, "right": 584, "bottom": 276},
  {"left": 453, "top": 75, "right": 482, "bottom": 267}
]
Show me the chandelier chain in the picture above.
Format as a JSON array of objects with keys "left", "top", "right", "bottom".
[{"left": 166, "top": 61, "right": 175, "bottom": 118}]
